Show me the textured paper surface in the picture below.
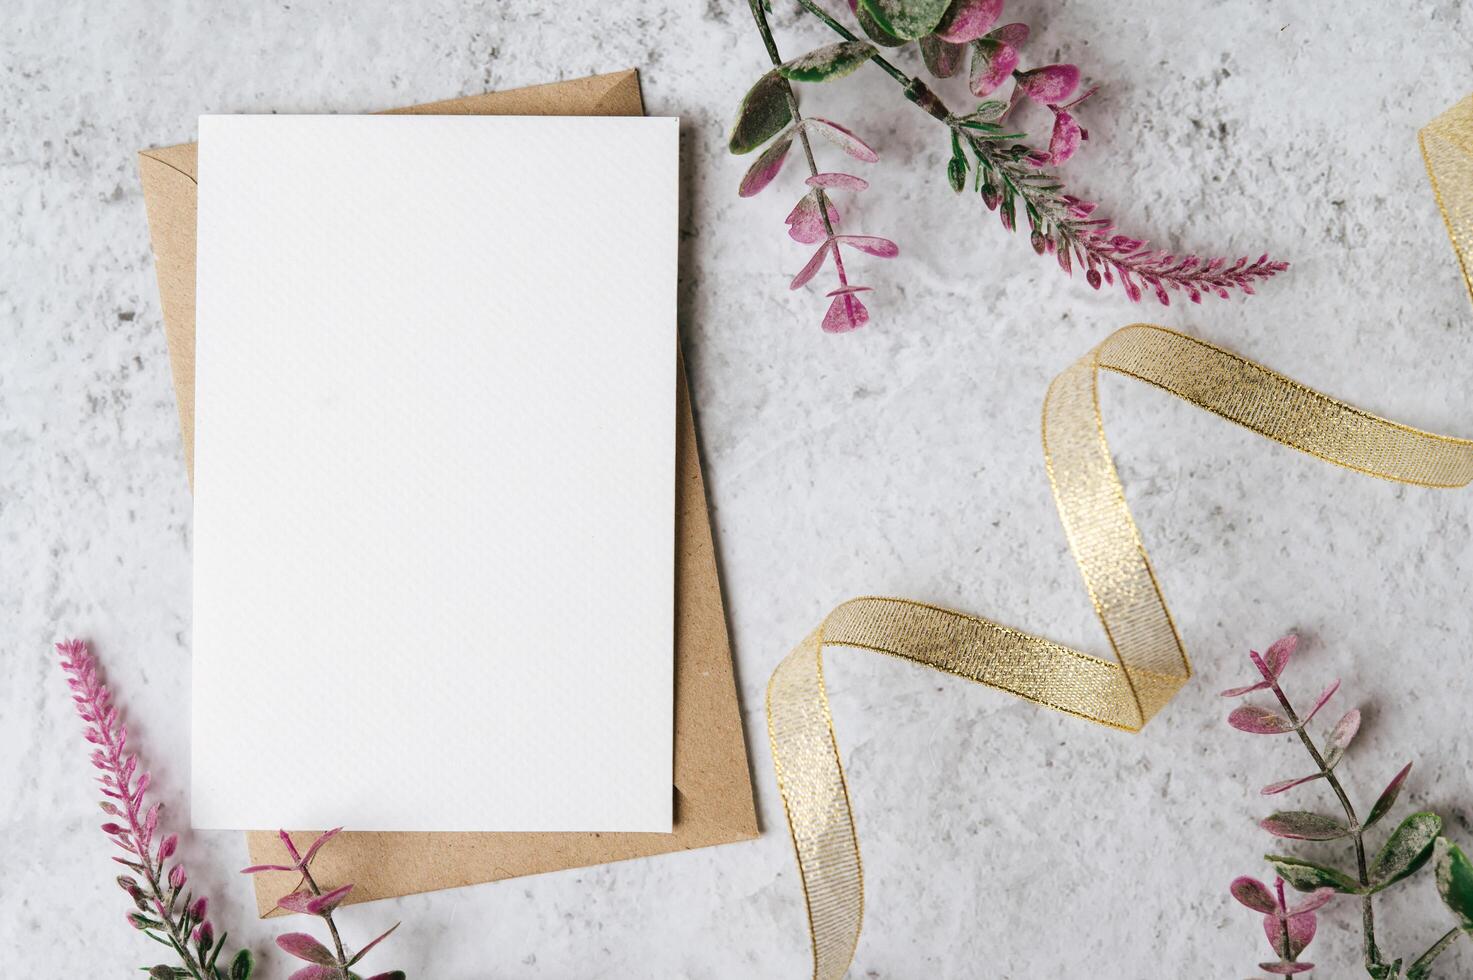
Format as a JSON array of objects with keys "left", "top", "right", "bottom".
[
  {"left": 139, "top": 70, "right": 756, "bottom": 910},
  {"left": 190, "top": 110, "right": 678, "bottom": 832}
]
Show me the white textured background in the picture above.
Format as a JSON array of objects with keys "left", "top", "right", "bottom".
[{"left": 3, "top": 1, "right": 1472, "bottom": 976}]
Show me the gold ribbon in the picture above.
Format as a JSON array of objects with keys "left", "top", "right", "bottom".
[
  {"left": 1424, "top": 95, "right": 1473, "bottom": 307},
  {"left": 767, "top": 94, "right": 1473, "bottom": 980}
]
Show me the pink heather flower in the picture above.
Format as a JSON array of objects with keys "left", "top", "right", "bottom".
[
  {"left": 56, "top": 638, "right": 238, "bottom": 973},
  {"left": 1047, "top": 111, "right": 1083, "bottom": 165}
]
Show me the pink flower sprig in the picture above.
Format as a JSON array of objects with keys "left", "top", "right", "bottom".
[
  {"left": 1221, "top": 634, "right": 1473, "bottom": 979},
  {"left": 243, "top": 830, "right": 404, "bottom": 980},
  {"left": 921, "top": 0, "right": 1289, "bottom": 306},
  {"left": 921, "top": 9, "right": 1093, "bottom": 168},
  {"left": 1231, "top": 875, "right": 1334, "bottom": 975},
  {"left": 732, "top": 0, "right": 1288, "bottom": 332},
  {"left": 970, "top": 151, "right": 1289, "bottom": 305},
  {"left": 55, "top": 639, "right": 255, "bottom": 980}
]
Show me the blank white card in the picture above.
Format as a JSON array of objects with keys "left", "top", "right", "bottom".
[{"left": 192, "top": 115, "right": 677, "bottom": 832}]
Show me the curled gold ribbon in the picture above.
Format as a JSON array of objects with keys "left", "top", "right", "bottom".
[
  {"left": 767, "top": 94, "right": 1473, "bottom": 980},
  {"left": 1423, "top": 95, "right": 1473, "bottom": 307}
]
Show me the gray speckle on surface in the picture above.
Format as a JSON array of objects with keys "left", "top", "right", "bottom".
[{"left": 2, "top": 1, "right": 1472, "bottom": 977}]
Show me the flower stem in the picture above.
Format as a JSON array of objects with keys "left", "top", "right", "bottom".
[
  {"left": 1265, "top": 678, "right": 1379, "bottom": 971},
  {"left": 297, "top": 859, "right": 351, "bottom": 976},
  {"left": 794, "top": 0, "right": 953, "bottom": 123},
  {"left": 747, "top": 0, "right": 848, "bottom": 286},
  {"left": 129, "top": 798, "right": 208, "bottom": 976},
  {"left": 1272, "top": 878, "right": 1306, "bottom": 974},
  {"left": 792, "top": 0, "right": 911, "bottom": 87}
]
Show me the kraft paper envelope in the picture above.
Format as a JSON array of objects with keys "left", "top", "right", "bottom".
[{"left": 137, "top": 68, "right": 758, "bottom": 914}]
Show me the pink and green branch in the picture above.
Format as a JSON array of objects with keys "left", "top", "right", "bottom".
[
  {"left": 731, "top": 0, "right": 1288, "bottom": 332},
  {"left": 738, "top": 2, "right": 896, "bottom": 332},
  {"left": 1222, "top": 634, "right": 1473, "bottom": 979}
]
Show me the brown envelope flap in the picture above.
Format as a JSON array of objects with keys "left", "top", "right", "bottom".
[{"left": 137, "top": 68, "right": 757, "bottom": 915}]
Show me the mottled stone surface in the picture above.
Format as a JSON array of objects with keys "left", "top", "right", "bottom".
[{"left": 3, "top": 1, "right": 1472, "bottom": 976}]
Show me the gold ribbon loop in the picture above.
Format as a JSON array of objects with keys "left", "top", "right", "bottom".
[
  {"left": 1422, "top": 94, "right": 1473, "bottom": 306},
  {"left": 769, "top": 95, "right": 1473, "bottom": 980}
]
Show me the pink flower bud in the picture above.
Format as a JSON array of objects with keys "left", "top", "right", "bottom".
[
  {"left": 169, "top": 863, "right": 187, "bottom": 890},
  {"left": 1015, "top": 64, "right": 1081, "bottom": 104},
  {"left": 159, "top": 834, "right": 178, "bottom": 860}
]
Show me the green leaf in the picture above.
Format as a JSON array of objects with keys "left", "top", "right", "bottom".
[
  {"left": 229, "top": 948, "right": 254, "bottom": 980},
  {"left": 148, "top": 968, "right": 187, "bottom": 979},
  {"left": 855, "top": 3, "right": 906, "bottom": 45},
  {"left": 728, "top": 71, "right": 793, "bottom": 154},
  {"left": 206, "top": 931, "right": 227, "bottom": 972},
  {"left": 857, "top": 0, "right": 950, "bottom": 40},
  {"left": 778, "top": 40, "right": 876, "bottom": 83},
  {"left": 1267, "top": 854, "right": 1362, "bottom": 894},
  {"left": 1436, "top": 837, "right": 1473, "bottom": 933},
  {"left": 1261, "top": 811, "right": 1353, "bottom": 841},
  {"left": 959, "top": 124, "right": 1026, "bottom": 139},
  {"left": 1369, "top": 811, "right": 1443, "bottom": 892},
  {"left": 961, "top": 100, "right": 1009, "bottom": 123},
  {"left": 1407, "top": 923, "right": 1462, "bottom": 979},
  {"left": 947, "top": 154, "right": 967, "bottom": 193}
]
